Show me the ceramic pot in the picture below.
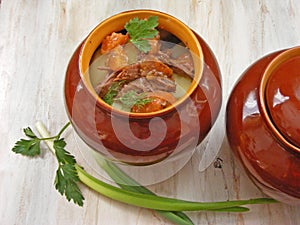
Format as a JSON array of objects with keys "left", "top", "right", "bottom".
[
  {"left": 226, "top": 46, "right": 300, "bottom": 204},
  {"left": 64, "top": 10, "right": 222, "bottom": 165}
]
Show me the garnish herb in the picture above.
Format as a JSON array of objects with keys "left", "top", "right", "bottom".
[
  {"left": 103, "top": 81, "right": 124, "bottom": 105},
  {"left": 125, "top": 16, "right": 159, "bottom": 53},
  {"left": 116, "top": 90, "right": 152, "bottom": 109},
  {"left": 12, "top": 122, "right": 84, "bottom": 206},
  {"left": 53, "top": 139, "right": 83, "bottom": 206},
  {"left": 12, "top": 121, "right": 278, "bottom": 225},
  {"left": 12, "top": 128, "right": 41, "bottom": 156}
]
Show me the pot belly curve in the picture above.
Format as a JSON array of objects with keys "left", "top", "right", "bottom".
[{"left": 226, "top": 50, "right": 300, "bottom": 205}]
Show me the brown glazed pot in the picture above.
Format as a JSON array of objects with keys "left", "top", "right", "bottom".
[
  {"left": 64, "top": 10, "right": 222, "bottom": 165},
  {"left": 226, "top": 46, "right": 300, "bottom": 204}
]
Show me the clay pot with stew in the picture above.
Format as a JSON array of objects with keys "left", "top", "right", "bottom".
[{"left": 64, "top": 10, "right": 222, "bottom": 165}]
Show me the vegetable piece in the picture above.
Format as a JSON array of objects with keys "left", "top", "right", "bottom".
[
  {"left": 100, "top": 32, "right": 129, "bottom": 54},
  {"left": 92, "top": 155, "right": 195, "bottom": 225},
  {"left": 107, "top": 45, "right": 129, "bottom": 71},
  {"left": 131, "top": 94, "right": 175, "bottom": 113},
  {"left": 77, "top": 165, "right": 276, "bottom": 211},
  {"left": 125, "top": 16, "right": 159, "bottom": 53}
]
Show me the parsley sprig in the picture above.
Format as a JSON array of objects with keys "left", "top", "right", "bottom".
[
  {"left": 125, "top": 16, "right": 159, "bottom": 53},
  {"left": 12, "top": 122, "right": 84, "bottom": 206}
]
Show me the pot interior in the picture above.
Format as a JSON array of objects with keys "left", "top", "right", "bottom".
[{"left": 79, "top": 10, "right": 204, "bottom": 117}]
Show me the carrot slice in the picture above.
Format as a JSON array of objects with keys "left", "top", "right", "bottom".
[{"left": 100, "top": 32, "right": 129, "bottom": 54}]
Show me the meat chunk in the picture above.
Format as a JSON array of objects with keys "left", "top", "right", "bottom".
[
  {"left": 146, "top": 75, "right": 176, "bottom": 92},
  {"left": 117, "top": 75, "right": 176, "bottom": 98},
  {"left": 95, "top": 63, "right": 140, "bottom": 97},
  {"left": 139, "top": 50, "right": 194, "bottom": 78},
  {"left": 140, "top": 61, "right": 173, "bottom": 77},
  {"left": 96, "top": 61, "right": 174, "bottom": 98}
]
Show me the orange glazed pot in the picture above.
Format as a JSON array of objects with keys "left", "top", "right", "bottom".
[
  {"left": 226, "top": 46, "right": 300, "bottom": 205},
  {"left": 64, "top": 10, "right": 222, "bottom": 165}
]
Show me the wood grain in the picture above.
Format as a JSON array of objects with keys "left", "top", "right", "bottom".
[{"left": 1, "top": 0, "right": 300, "bottom": 224}]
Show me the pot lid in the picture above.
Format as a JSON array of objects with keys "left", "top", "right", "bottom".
[{"left": 264, "top": 50, "right": 300, "bottom": 148}]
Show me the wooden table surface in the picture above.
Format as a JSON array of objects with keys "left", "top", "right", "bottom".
[{"left": 1, "top": 1, "right": 300, "bottom": 224}]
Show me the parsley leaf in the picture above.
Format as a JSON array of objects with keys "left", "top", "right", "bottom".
[
  {"left": 103, "top": 81, "right": 126, "bottom": 105},
  {"left": 125, "top": 16, "right": 159, "bottom": 40},
  {"left": 12, "top": 138, "right": 41, "bottom": 156},
  {"left": 55, "top": 163, "right": 83, "bottom": 206},
  {"left": 55, "top": 167, "right": 67, "bottom": 195},
  {"left": 103, "top": 82, "right": 120, "bottom": 105},
  {"left": 12, "top": 128, "right": 41, "bottom": 156},
  {"left": 125, "top": 16, "right": 159, "bottom": 53},
  {"left": 53, "top": 138, "right": 84, "bottom": 206},
  {"left": 130, "top": 39, "right": 152, "bottom": 53},
  {"left": 24, "top": 127, "right": 38, "bottom": 138},
  {"left": 116, "top": 91, "right": 152, "bottom": 111},
  {"left": 54, "top": 139, "right": 76, "bottom": 165}
]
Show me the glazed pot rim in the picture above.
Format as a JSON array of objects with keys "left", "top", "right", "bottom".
[
  {"left": 259, "top": 46, "right": 300, "bottom": 154},
  {"left": 79, "top": 9, "right": 204, "bottom": 118}
]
